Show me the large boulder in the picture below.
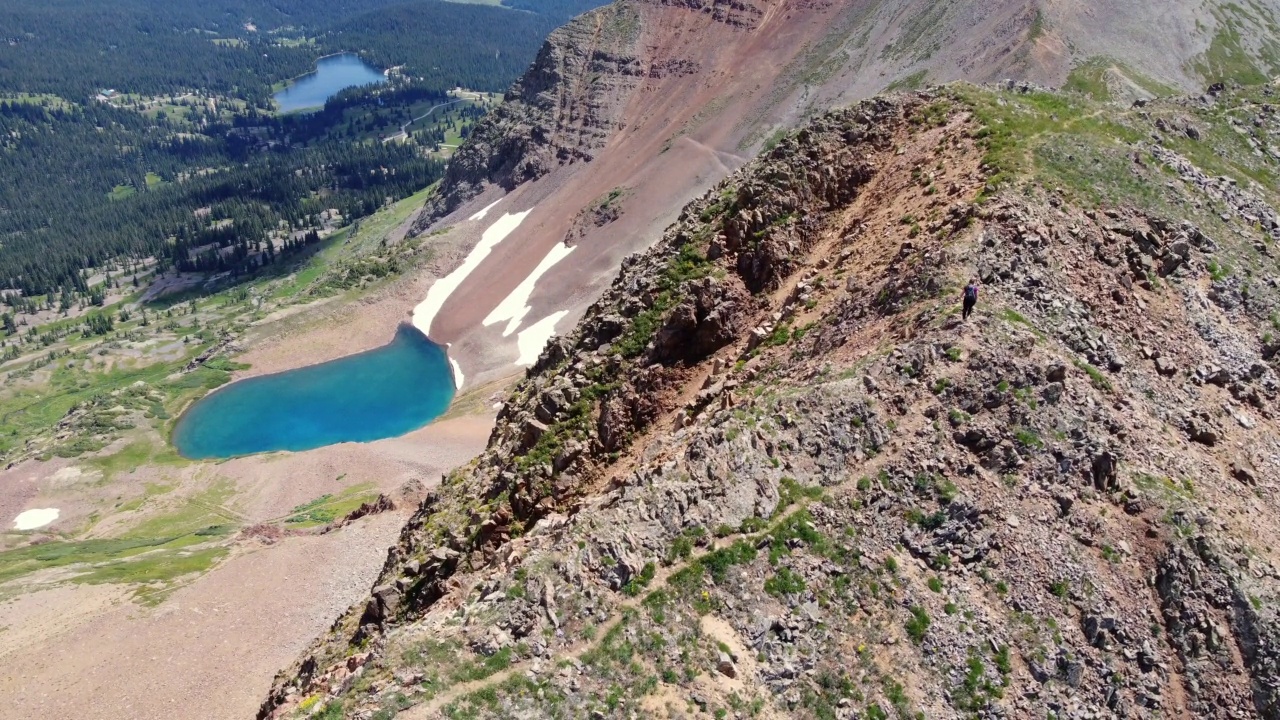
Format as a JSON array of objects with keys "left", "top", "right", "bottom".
[{"left": 651, "top": 277, "right": 750, "bottom": 364}]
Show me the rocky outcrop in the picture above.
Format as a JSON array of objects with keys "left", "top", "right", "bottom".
[
  {"left": 1157, "top": 538, "right": 1280, "bottom": 717},
  {"left": 264, "top": 84, "right": 1280, "bottom": 720},
  {"left": 414, "top": 0, "right": 1280, "bottom": 237},
  {"left": 563, "top": 188, "right": 627, "bottom": 246},
  {"left": 324, "top": 494, "right": 396, "bottom": 533},
  {"left": 651, "top": 0, "right": 764, "bottom": 28}
]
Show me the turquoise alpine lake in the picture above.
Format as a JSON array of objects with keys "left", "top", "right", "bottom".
[
  {"left": 172, "top": 325, "right": 455, "bottom": 459},
  {"left": 273, "top": 53, "right": 387, "bottom": 113}
]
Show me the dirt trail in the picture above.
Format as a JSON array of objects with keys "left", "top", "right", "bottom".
[
  {"left": 400, "top": 109, "right": 994, "bottom": 718},
  {"left": 399, "top": 525, "right": 792, "bottom": 718}
]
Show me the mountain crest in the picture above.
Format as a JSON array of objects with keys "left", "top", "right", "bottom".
[{"left": 264, "top": 81, "right": 1280, "bottom": 718}]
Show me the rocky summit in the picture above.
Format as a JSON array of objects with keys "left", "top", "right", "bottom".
[{"left": 260, "top": 76, "right": 1280, "bottom": 720}]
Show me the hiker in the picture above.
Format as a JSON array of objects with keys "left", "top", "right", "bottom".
[{"left": 962, "top": 278, "right": 980, "bottom": 320}]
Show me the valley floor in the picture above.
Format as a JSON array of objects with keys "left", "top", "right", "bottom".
[
  {"left": 0, "top": 354, "right": 496, "bottom": 719},
  {"left": 0, "top": 194, "right": 517, "bottom": 719}
]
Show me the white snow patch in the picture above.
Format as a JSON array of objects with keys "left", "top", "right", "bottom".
[
  {"left": 449, "top": 356, "right": 465, "bottom": 390},
  {"left": 515, "top": 311, "right": 568, "bottom": 366},
  {"left": 482, "top": 242, "right": 575, "bottom": 336},
  {"left": 14, "top": 508, "right": 59, "bottom": 530},
  {"left": 412, "top": 210, "right": 531, "bottom": 337},
  {"left": 468, "top": 198, "right": 502, "bottom": 221}
]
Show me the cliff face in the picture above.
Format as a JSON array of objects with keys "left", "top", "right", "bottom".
[
  {"left": 262, "top": 82, "right": 1280, "bottom": 719},
  {"left": 413, "top": 3, "right": 647, "bottom": 227},
  {"left": 416, "top": 0, "right": 1280, "bottom": 239},
  {"left": 412, "top": 0, "right": 1280, "bottom": 387},
  {"left": 407, "top": 0, "right": 1280, "bottom": 382}
]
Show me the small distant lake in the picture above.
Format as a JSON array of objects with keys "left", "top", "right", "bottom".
[
  {"left": 273, "top": 53, "right": 387, "bottom": 113},
  {"left": 172, "top": 326, "right": 455, "bottom": 459}
]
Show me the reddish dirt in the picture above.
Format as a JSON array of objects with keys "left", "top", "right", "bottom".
[
  {"left": 426, "top": 0, "right": 862, "bottom": 383},
  {"left": 416, "top": 0, "right": 1107, "bottom": 389}
]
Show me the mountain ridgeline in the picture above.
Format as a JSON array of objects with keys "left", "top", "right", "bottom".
[
  {"left": 264, "top": 84, "right": 1280, "bottom": 719},
  {"left": 260, "top": 0, "right": 1280, "bottom": 718},
  {"left": 409, "top": 0, "right": 1280, "bottom": 234}
]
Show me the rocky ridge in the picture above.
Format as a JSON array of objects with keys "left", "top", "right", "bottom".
[{"left": 263, "top": 82, "right": 1280, "bottom": 719}]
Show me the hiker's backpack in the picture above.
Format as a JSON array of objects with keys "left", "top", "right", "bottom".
[{"left": 964, "top": 285, "right": 978, "bottom": 302}]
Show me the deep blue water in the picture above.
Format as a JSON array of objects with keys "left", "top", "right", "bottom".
[
  {"left": 172, "top": 326, "right": 455, "bottom": 459},
  {"left": 273, "top": 53, "right": 387, "bottom": 113}
]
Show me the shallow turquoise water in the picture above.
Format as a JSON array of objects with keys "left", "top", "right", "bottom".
[
  {"left": 274, "top": 53, "right": 387, "bottom": 113},
  {"left": 172, "top": 326, "right": 455, "bottom": 459}
]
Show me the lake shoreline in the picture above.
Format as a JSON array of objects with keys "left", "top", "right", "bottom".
[
  {"left": 171, "top": 323, "right": 454, "bottom": 460},
  {"left": 273, "top": 52, "right": 386, "bottom": 114}
]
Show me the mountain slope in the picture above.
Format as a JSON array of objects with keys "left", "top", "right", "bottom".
[
  {"left": 404, "top": 0, "right": 1280, "bottom": 394},
  {"left": 261, "top": 81, "right": 1280, "bottom": 719}
]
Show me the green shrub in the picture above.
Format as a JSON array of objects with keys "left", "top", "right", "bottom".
[
  {"left": 701, "top": 540, "right": 758, "bottom": 584},
  {"left": 623, "top": 562, "right": 657, "bottom": 596},
  {"left": 315, "top": 702, "right": 344, "bottom": 720},
  {"left": 936, "top": 478, "right": 958, "bottom": 503},
  {"left": 768, "top": 510, "right": 827, "bottom": 563},
  {"left": 763, "top": 323, "right": 792, "bottom": 347},
  {"left": 999, "top": 308, "right": 1030, "bottom": 325},
  {"left": 764, "top": 566, "right": 807, "bottom": 597},
  {"left": 993, "top": 644, "right": 1012, "bottom": 675},
  {"left": 1013, "top": 427, "right": 1043, "bottom": 449},
  {"left": 1208, "top": 259, "right": 1231, "bottom": 281},
  {"left": 905, "top": 606, "right": 930, "bottom": 643},
  {"left": 906, "top": 508, "right": 947, "bottom": 530},
  {"left": 776, "top": 477, "right": 824, "bottom": 512},
  {"left": 1074, "top": 360, "right": 1112, "bottom": 391},
  {"left": 666, "top": 535, "right": 695, "bottom": 565}
]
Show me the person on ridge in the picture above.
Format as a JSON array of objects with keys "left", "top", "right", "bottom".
[{"left": 962, "top": 278, "right": 980, "bottom": 321}]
